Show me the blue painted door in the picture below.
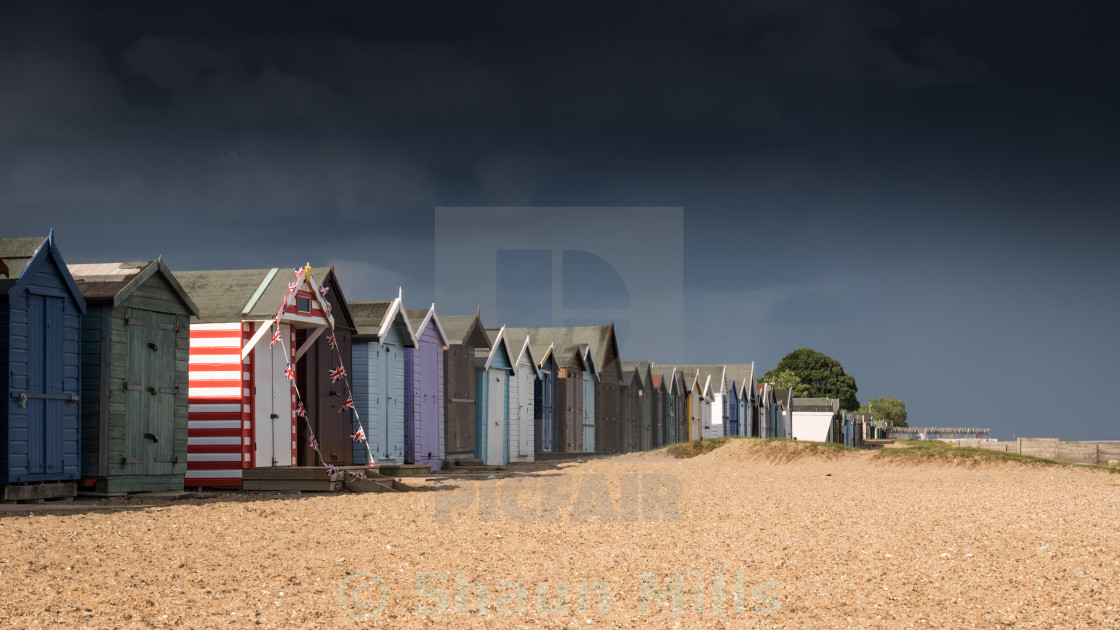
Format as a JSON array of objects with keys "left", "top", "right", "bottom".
[
  {"left": 581, "top": 372, "right": 595, "bottom": 452},
  {"left": 378, "top": 342, "right": 399, "bottom": 461},
  {"left": 27, "top": 295, "right": 66, "bottom": 476}
]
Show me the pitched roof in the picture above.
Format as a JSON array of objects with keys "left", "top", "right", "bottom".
[
  {"left": 173, "top": 266, "right": 339, "bottom": 325},
  {"left": 651, "top": 374, "right": 663, "bottom": 389},
  {"left": 0, "top": 236, "right": 46, "bottom": 283},
  {"left": 441, "top": 314, "right": 492, "bottom": 348},
  {"left": 406, "top": 305, "right": 449, "bottom": 344},
  {"left": 0, "top": 233, "right": 86, "bottom": 309},
  {"left": 350, "top": 300, "right": 392, "bottom": 335},
  {"left": 68, "top": 259, "right": 199, "bottom": 315}
]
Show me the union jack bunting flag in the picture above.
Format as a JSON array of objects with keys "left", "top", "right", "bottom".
[
  {"left": 340, "top": 396, "right": 355, "bottom": 413},
  {"left": 323, "top": 462, "right": 340, "bottom": 476},
  {"left": 329, "top": 364, "right": 346, "bottom": 382},
  {"left": 288, "top": 281, "right": 297, "bottom": 291},
  {"left": 347, "top": 471, "right": 366, "bottom": 480},
  {"left": 324, "top": 301, "right": 332, "bottom": 315},
  {"left": 295, "top": 400, "right": 306, "bottom": 417},
  {"left": 350, "top": 425, "right": 365, "bottom": 442},
  {"left": 284, "top": 363, "right": 296, "bottom": 381},
  {"left": 309, "top": 433, "right": 319, "bottom": 452},
  {"left": 294, "top": 266, "right": 304, "bottom": 276},
  {"left": 270, "top": 328, "right": 282, "bottom": 346},
  {"left": 319, "top": 285, "right": 329, "bottom": 298},
  {"left": 327, "top": 333, "right": 336, "bottom": 349}
]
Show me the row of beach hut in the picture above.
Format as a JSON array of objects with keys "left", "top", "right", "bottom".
[{"left": 0, "top": 232, "right": 842, "bottom": 498}]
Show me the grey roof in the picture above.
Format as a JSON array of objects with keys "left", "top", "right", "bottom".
[
  {"left": 792, "top": 397, "right": 839, "bottom": 413},
  {"left": 441, "top": 315, "right": 492, "bottom": 348},
  {"left": 173, "top": 266, "right": 335, "bottom": 323},
  {"left": 350, "top": 300, "right": 392, "bottom": 336},
  {"left": 498, "top": 325, "right": 615, "bottom": 370},
  {"left": 0, "top": 236, "right": 45, "bottom": 282},
  {"left": 621, "top": 360, "right": 651, "bottom": 388},
  {"left": 621, "top": 370, "right": 636, "bottom": 387}
]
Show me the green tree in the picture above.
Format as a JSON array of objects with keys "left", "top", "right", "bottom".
[
  {"left": 759, "top": 369, "right": 813, "bottom": 398},
  {"left": 858, "top": 397, "right": 908, "bottom": 427},
  {"left": 761, "top": 348, "right": 860, "bottom": 411}
]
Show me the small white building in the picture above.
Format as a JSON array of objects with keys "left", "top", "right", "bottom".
[{"left": 791, "top": 397, "right": 840, "bottom": 443}]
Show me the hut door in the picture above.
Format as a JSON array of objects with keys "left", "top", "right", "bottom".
[
  {"left": 378, "top": 343, "right": 398, "bottom": 461},
  {"left": 518, "top": 371, "right": 533, "bottom": 457},
  {"left": 582, "top": 373, "right": 595, "bottom": 453},
  {"left": 418, "top": 344, "right": 438, "bottom": 462},
  {"left": 124, "top": 309, "right": 177, "bottom": 475},
  {"left": 540, "top": 371, "right": 553, "bottom": 452},
  {"left": 25, "top": 294, "right": 67, "bottom": 475},
  {"left": 486, "top": 370, "right": 505, "bottom": 465},
  {"left": 253, "top": 323, "right": 293, "bottom": 468}
]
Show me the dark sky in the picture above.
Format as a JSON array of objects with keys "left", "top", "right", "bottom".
[{"left": 3, "top": 2, "right": 1119, "bottom": 438}]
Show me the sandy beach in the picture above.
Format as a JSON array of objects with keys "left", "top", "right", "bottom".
[{"left": 1, "top": 440, "right": 1117, "bottom": 628}]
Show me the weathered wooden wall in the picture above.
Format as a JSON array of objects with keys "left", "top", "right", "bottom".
[{"left": 953, "top": 438, "right": 1120, "bottom": 467}]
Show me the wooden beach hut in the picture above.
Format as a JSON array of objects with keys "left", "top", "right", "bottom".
[
  {"left": 535, "top": 345, "right": 559, "bottom": 454},
  {"left": 490, "top": 328, "right": 538, "bottom": 463},
  {"left": 651, "top": 373, "right": 667, "bottom": 448},
  {"left": 621, "top": 360, "right": 653, "bottom": 452},
  {"left": 68, "top": 260, "right": 198, "bottom": 493},
  {"left": 350, "top": 295, "right": 416, "bottom": 465},
  {"left": 174, "top": 266, "right": 338, "bottom": 487},
  {"left": 554, "top": 342, "right": 587, "bottom": 453},
  {"left": 723, "top": 363, "right": 754, "bottom": 437},
  {"left": 404, "top": 305, "right": 447, "bottom": 471},
  {"left": 475, "top": 326, "right": 514, "bottom": 466},
  {"left": 0, "top": 234, "right": 86, "bottom": 499},
  {"left": 441, "top": 312, "right": 491, "bottom": 463}
]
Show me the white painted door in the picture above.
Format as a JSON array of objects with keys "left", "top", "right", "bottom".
[
  {"left": 253, "top": 323, "right": 293, "bottom": 467},
  {"left": 518, "top": 370, "right": 533, "bottom": 458},
  {"left": 486, "top": 369, "right": 505, "bottom": 465}
]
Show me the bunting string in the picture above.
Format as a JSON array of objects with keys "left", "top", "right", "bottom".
[{"left": 268, "top": 264, "right": 375, "bottom": 480}]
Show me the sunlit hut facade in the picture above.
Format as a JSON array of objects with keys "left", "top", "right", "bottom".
[
  {"left": 474, "top": 326, "right": 514, "bottom": 466},
  {"left": 440, "top": 312, "right": 491, "bottom": 463},
  {"left": 349, "top": 296, "right": 416, "bottom": 465},
  {"left": 487, "top": 327, "right": 539, "bottom": 463},
  {"left": 404, "top": 305, "right": 448, "bottom": 471},
  {"left": 175, "top": 266, "right": 338, "bottom": 487},
  {"left": 69, "top": 259, "right": 198, "bottom": 493}
]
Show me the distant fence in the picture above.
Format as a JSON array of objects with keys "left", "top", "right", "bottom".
[
  {"left": 952, "top": 438, "right": 1120, "bottom": 467},
  {"left": 892, "top": 427, "right": 991, "bottom": 440}
]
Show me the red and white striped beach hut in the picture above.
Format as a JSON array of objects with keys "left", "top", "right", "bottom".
[{"left": 174, "top": 267, "right": 335, "bottom": 487}]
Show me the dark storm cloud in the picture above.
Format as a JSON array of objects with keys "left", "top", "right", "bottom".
[{"left": 2, "top": 1, "right": 1119, "bottom": 437}]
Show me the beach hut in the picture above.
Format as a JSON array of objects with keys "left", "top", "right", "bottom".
[
  {"left": 621, "top": 361, "right": 653, "bottom": 452},
  {"left": 294, "top": 268, "right": 357, "bottom": 466},
  {"left": 580, "top": 346, "right": 599, "bottom": 453},
  {"left": 441, "top": 312, "right": 492, "bottom": 463},
  {"left": 554, "top": 343, "right": 587, "bottom": 453},
  {"left": 175, "top": 266, "right": 338, "bottom": 487},
  {"left": 620, "top": 369, "right": 638, "bottom": 453},
  {"left": 350, "top": 296, "right": 416, "bottom": 464},
  {"left": 722, "top": 363, "right": 754, "bottom": 437},
  {"left": 0, "top": 234, "right": 85, "bottom": 499},
  {"left": 68, "top": 260, "right": 198, "bottom": 493},
  {"left": 774, "top": 388, "right": 793, "bottom": 439},
  {"left": 791, "top": 397, "right": 840, "bottom": 442},
  {"left": 755, "top": 383, "right": 776, "bottom": 438},
  {"left": 651, "top": 373, "right": 666, "bottom": 448},
  {"left": 491, "top": 328, "right": 538, "bottom": 463},
  {"left": 404, "top": 305, "right": 448, "bottom": 471},
  {"left": 535, "top": 346, "right": 559, "bottom": 454},
  {"left": 475, "top": 326, "right": 514, "bottom": 466}
]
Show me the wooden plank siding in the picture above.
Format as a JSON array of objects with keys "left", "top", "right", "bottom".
[{"left": 1, "top": 235, "right": 85, "bottom": 486}]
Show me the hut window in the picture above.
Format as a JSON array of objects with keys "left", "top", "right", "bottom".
[{"left": 297, "top": 297, "right": 311, "bottom": 312}]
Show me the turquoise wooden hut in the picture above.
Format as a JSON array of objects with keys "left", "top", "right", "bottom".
[
  {"left": 0, "top": 233, "right": 86, "bottom": 499},
  {"left": 350, "top": 295, "right": 416, "bottom": 464},
  {"left": 475, "top": 327, "right": 513, "bottom": 466},
  {"left": 68, "top": 260, "right": 198, "bottom": 493}
]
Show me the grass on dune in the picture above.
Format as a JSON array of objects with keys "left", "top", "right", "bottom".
[
  {"left": 875, "top": 438, "right": 1120, "bottom": 472},
  {"left": 665, "top": 436, "right": 857, "bottom": 459}
]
